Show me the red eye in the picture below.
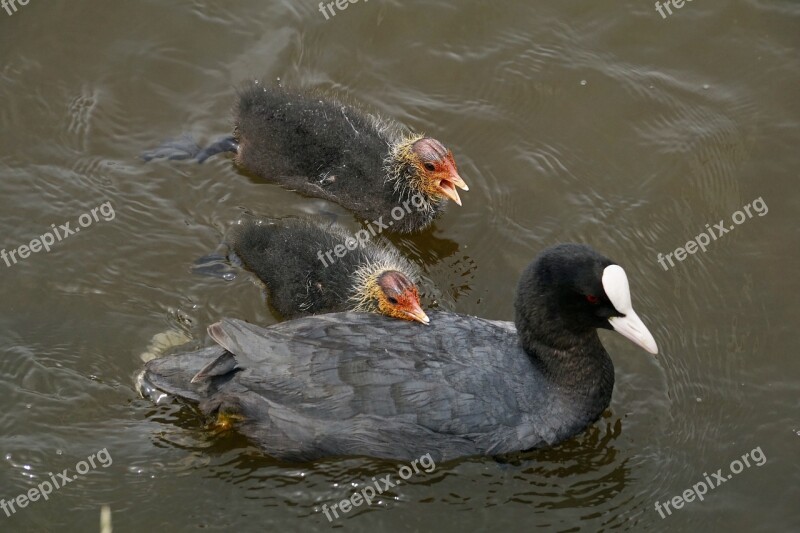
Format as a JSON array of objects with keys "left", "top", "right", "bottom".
[{"left": 586, "top": 295, "right": 599, "bottom": 304}]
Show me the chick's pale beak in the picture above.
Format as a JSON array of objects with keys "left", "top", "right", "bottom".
[
  {"left": 437, "top": 163, "right": 469, "bottom": 206},
  {"left": 403, "top": 301, "right": 430, "bottom": 325}
]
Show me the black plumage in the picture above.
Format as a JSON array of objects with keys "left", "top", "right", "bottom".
[
  {"left": 227, "top": 217, "right": 428, "bottom": 323},
  {"left": 232, "top": 84, "right": 467, "bottom": 233},
  {"left": 139, "top": 244, "right": 658, "bottom": 462},
  {"left": 142, "top": 84, "right": 468, "bottom": 232}
]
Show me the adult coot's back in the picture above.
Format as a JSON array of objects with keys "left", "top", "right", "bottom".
[{"left": 138, "top": 244, "right": 658, "bottom": 462}]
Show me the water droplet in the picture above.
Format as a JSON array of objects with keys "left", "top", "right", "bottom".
[
  {"left": 703, "top": 84, "right": 710, "bottom": 90},
  {"left": 223, "top": 272, "right": 236, "bottom": 282},
  {"left": 580, "top": 80, "right": 587, "bottom": 86}
]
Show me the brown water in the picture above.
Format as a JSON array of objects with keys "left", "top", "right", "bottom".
[{"left": 1, "top": 0, "right": 798, "bottom": 531}]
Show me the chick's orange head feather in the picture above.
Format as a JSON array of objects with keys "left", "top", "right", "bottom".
[
  {"left": 411, "top": 138, "right": 469, "bottom": 206},
  {"left": 375, "top": 270, "right": 429, "bottom": 325}
]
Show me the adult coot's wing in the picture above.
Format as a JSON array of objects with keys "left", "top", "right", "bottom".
[{"left": 197, "top": 313, "right": 540, "bottom": 459}]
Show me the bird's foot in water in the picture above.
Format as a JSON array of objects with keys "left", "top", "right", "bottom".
[
  {"left": 192, "top": 252, "right": 237, "bottom": 281},
  {"left": 196, "top": 136, "right": 238, "bottom": 163},
  {"left": 141, "top": 134, "right": 202, "bottom": 162},
  {"left": 319, "top": 209, "right": 340, "bottom": 227},
  {"left": 141, "top": 135, "right": 237, "bottom": 163},
  {"left": 208, "top": 412, "right": 245, "bottom": 434}
]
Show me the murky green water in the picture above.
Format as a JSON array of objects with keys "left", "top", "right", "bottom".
[{"left": 1, "top": 1, "right": 798, "bottom": 531}]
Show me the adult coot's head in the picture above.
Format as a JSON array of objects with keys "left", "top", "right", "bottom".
[
  {"left": 515, "top": 243, "right": 658, "bottom": 354},
  {"left": 351, "top": 268, "right": 429, "bottom": 325},
  {"left": 386, "top": 136, "right": 469, "bottom": 208}
]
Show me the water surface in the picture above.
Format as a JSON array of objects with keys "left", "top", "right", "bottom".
[{"left": 1, "top": 0, "right": 798, "bottom": 531}]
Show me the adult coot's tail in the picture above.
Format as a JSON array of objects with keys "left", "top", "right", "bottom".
[{"left": 136, "top": 346, "right": 230, "bottom": 404}]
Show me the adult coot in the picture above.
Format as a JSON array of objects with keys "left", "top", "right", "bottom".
[
  {"left": 138, "top": 244, "right": 658, "bottom": 462},
  {"left": 227, "top": 217, "right": 429, "bottom": 324},
  {"left": 143, "top": 84, "right": 469, "bottom": 233}
]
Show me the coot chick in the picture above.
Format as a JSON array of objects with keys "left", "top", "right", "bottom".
[
  {"left": 227, "top": 217, "right": 429, "bottom": 324},
  {"left": 143, "top": 84, "right": 468, "bottom": 233},
  {"left": 138, "top": 244, "right": 658, "bottom": 462}
]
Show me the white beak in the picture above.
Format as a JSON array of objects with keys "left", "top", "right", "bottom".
[
  {"left": 608, "top": 311, "right": 658, "bottom": 354},
  {"left": 603, "top": 265, "right": 659, "bottom": 355}
]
